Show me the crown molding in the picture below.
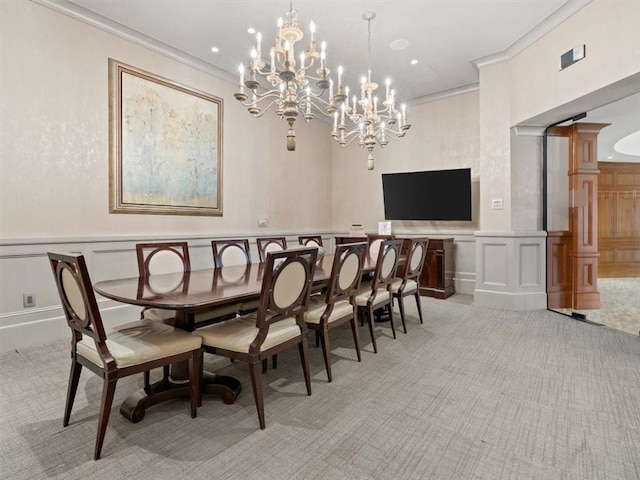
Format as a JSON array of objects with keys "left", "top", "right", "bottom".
[
  {"left": 471, "top": 0, "right": 593, "bottom": 71},
  {"left": 408, "top": 83, "right": 479, "bottom": 106},
  {"left": 30, "top": 0, "right": 238, "bottom": 85},
  {"left": 512, "top": 125, "right": 546, "bottom": 137}
]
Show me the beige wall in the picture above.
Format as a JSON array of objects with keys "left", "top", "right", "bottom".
[
  {"left": 330, "top": 91, "right": 480, "bottom": 234},
  {"left": 510, "top": 0, "right": 640, "bottom": 126},
  {"left": 0, "top": 1, "right": 333, "bottom": 238}
]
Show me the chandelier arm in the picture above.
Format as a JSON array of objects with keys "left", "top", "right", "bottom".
[
  {"left": 248, "top": 89, "right": 284, "bottom": 100},
  {"left": 239, "top": 95, "right": 282, "bottom": 110},
  {"left": 251, "top": 99, "right": 285, "bottom": 118},
  {"left": 306, "top": 99, "right": 335, "bottom": 117}
]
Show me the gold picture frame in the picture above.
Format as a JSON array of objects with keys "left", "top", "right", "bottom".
[{"left": 109, "top": 59, "right": 223, "bottom": 216}]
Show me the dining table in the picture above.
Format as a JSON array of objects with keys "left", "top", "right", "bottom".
[{"left": 93, "top": 253, "right": 374, "bottom": 423}]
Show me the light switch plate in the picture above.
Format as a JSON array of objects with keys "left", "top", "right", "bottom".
[{"left": 491, "top": 199, "right": 503, "bottom": 210}]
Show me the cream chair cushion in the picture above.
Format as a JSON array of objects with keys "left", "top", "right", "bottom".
[
  {"left": 390, "top": 279, "right": 419, "bottom": 294},
  {"left": 305, "top": 298, "right": 353, "bottom": 325},
  {"left": 76, "top": 319, "right": 202, "bottom": 369},
  {"left": 355, "top": 288, "right": 391, "bottom": 307},
  {"left": 195, "top": 314, "right": 301, "bottom": 353}
]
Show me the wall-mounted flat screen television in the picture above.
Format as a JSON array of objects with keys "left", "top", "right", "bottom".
[{"left": 382, "top": 168, "right": 472, "bottom": 221}]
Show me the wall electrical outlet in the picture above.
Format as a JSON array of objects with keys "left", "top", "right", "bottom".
[
  {"left": 257, "top": 218, "right": 268, "bottom": 227},
  {"left": 23, "top": 293, "right": 36, "bottom": 308},
  {"left": 491, "top": 199, "right": 503, "bottom": 210}
]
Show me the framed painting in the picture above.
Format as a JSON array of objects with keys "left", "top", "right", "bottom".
[{"left": 109, "top": 59, "right": 223, "bottom": 216}]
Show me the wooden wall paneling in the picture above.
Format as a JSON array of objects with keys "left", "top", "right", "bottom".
[{"left": 598, "top": 161, "right": 640, "bottom": 278}]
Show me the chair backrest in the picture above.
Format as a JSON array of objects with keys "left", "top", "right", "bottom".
[
  {"left": 250, "top": 247, "right": 317, "bottom": 352},
  {"left": 371, "top": 240, "right": 403, "bottom": 290},
  {"left": 136, "top": 242, "right": 190, "bottom": 276},
  {"left": 399, "top": 238, "right": 429, "bottom": 281},
  {"left": 48, "top": 253, "right": 112, "bottom": 363},
  {"left": 256, "top": 237, "right": 288, "bottom": 263},
  {"left": 335, "top": 236, "right": 367, "bottom": 245},
  {"left": 324, "top": 242, "right": 368, "bottom": 305},
  {"left": 298, "top": 235, "right": 323, "bottom": 248},
  {"left": 367, "top": 234, "right": 396, "bottom": 260},
  {"left": 212, "top": 239, "right": 252, "bottom": 267}
]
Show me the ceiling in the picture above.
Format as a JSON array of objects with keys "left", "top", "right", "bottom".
[
  {"left": 60, "top": 0, "right": 574, "bottom": 102},
  {"left": 39, "top": 0, "right": 639, "bottom": 163}
]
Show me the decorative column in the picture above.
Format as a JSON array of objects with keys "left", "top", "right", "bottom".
[{"left": 569, "top": 123, "right": 608, "bottom": 309}]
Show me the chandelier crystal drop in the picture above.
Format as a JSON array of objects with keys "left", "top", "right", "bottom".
[
  {"left": 331, "top": 11, "right": 410, "bottom": 170},
  {"left": 234, "top": 0, "right": 340, "bottom": 151}
]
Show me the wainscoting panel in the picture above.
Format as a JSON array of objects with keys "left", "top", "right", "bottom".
[{"left": 475, "top": 231, "right": 547, "bottom": 310}]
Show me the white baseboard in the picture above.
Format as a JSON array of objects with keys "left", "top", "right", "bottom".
[{"left": 474, "top": 289, "right": 547, "bottom": 311}]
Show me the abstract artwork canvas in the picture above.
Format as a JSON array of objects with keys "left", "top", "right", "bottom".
[{"left": 109, "top": 59, "right": 223, "bottom": 216}]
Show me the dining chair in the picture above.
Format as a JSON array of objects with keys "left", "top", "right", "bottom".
[
  {"left": 391, "top": 238, "right": 429, "bottom": 333},
  {"left": 212, "top": 238, "right": 252, "bottom": 268},
  {"left": 298, "top": 235, "right": 323, "bottom": 247},
  {"left": 136, "top": 242, "right": 191, "bottom": 326},
  {"left": 256, "top": 236, "right": 287, "bottom": 263},
  {"left": 48, "top": 252, "right": 201, "bottom": 460},
  {"left": 211, "top": 238, "right": 275, "bottom": 371},
  {"left": 194, "top": 247, "right": 318, "bottom": 429},
  {"left": 366, "top": 234, "right": 396, "bottom": 261},
  {"left": 355, "top": 239, "right": 403, "bottom": 353},
  {"left": 304, "top": 242, "right": 367, "bottom": 382}
]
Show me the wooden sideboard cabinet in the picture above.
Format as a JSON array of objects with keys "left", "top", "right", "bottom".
[{"left": 420, "top": 238, "right": 455, "bottom": 299}]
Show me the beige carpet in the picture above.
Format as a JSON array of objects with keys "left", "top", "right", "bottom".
[{"left": 1, "top": 295, "right": 639, "bottom": 479}]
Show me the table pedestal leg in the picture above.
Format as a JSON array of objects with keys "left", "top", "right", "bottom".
[{"left": 119, "top": 360, "right": 242, "bottom": 423}]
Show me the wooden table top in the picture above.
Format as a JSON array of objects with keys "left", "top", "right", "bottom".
[{"left": 93, "top": 254, "right": 376, "bottom": 313}]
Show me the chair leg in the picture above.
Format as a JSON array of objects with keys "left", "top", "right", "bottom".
[
  {"left": 414, "top": 292, "right": 424, "bottom": 324},
  {"left": 315, "top": 330, "right": 320, "bottom": 348},
  {"left": 94, "top": 378, "right": 117, "bottom": 461},
  {"left": 162, "top": 365, "right": 170, "bottom": 387},
  {"left": 272, "top": 354, "right": 277, "bottom": 369},
  {"left": 319, "top": 329, "right": 332, "bottom": 382},
  {"left": 397, "top": 295, "right": 408, "bottom": 334},
  {"left": 298, "top": 340, "right": 312, "bottom": 395},
  {"left": 349, "top": 317, "right": 362, "bottom": 362},
  {"left": 63, "top": 360, "right": 82, "bottom": 427},
  {"left": 189, "top": 351, "right": 199, "bottom": 418},
  {"left": 262, "top": 358, "right": 268, "bottom": 373},
  {"left": 387, "top": 303, "right": 397, "bottom": 339},
  {"left": 366, "top": 308, "right": 378, "bottom": 354},
  {"left": 248, "top": 361, "right": 266, "bottom": 429}
]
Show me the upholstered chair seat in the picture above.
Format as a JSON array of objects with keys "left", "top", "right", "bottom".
[
  {"left": 390, "top": 279, "right": 419, "bottom": 294},
  {"left": 76, "top": 319, "right": 202, "bottom": 369},
  {"left": 305, "top": 298, "right": 353, "bottom": 325},
  {"left": 355, "top": 288, "right": 391, "bottom": 307},
  {"left": 195, "top": 315, "right": 300, "bottom": 353}
]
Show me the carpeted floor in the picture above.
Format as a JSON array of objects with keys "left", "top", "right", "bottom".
[{"left": 1, "top": 295, "right": 639, "bottom": 480}]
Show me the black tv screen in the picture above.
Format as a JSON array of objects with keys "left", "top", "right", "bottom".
[{"left": 382, "top": 168, "right": 472, "bottom": 221}]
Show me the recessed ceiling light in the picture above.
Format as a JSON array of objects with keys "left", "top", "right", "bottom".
[
  {"left": 247, "top": 27, "right": 256, "bottom": 34},
  {"left": 210, "top": 47, "right": 220, "bottom": 53},
  {"left": 607, "top": 156, "right": 613, "bottom": 159},
  {"left": 390, "top": 39, "right": 409, "bottom": 51},
  {"left": 410, "top": 59, "right": 419, "bottom": 65}
]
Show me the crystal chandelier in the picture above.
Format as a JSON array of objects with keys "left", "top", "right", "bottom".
[
  {"left": 331, "top": 12, "right": 411, "bottom": 170},
  {"left": 234, "top": 0, "right": 337, "bottom": 151}
]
